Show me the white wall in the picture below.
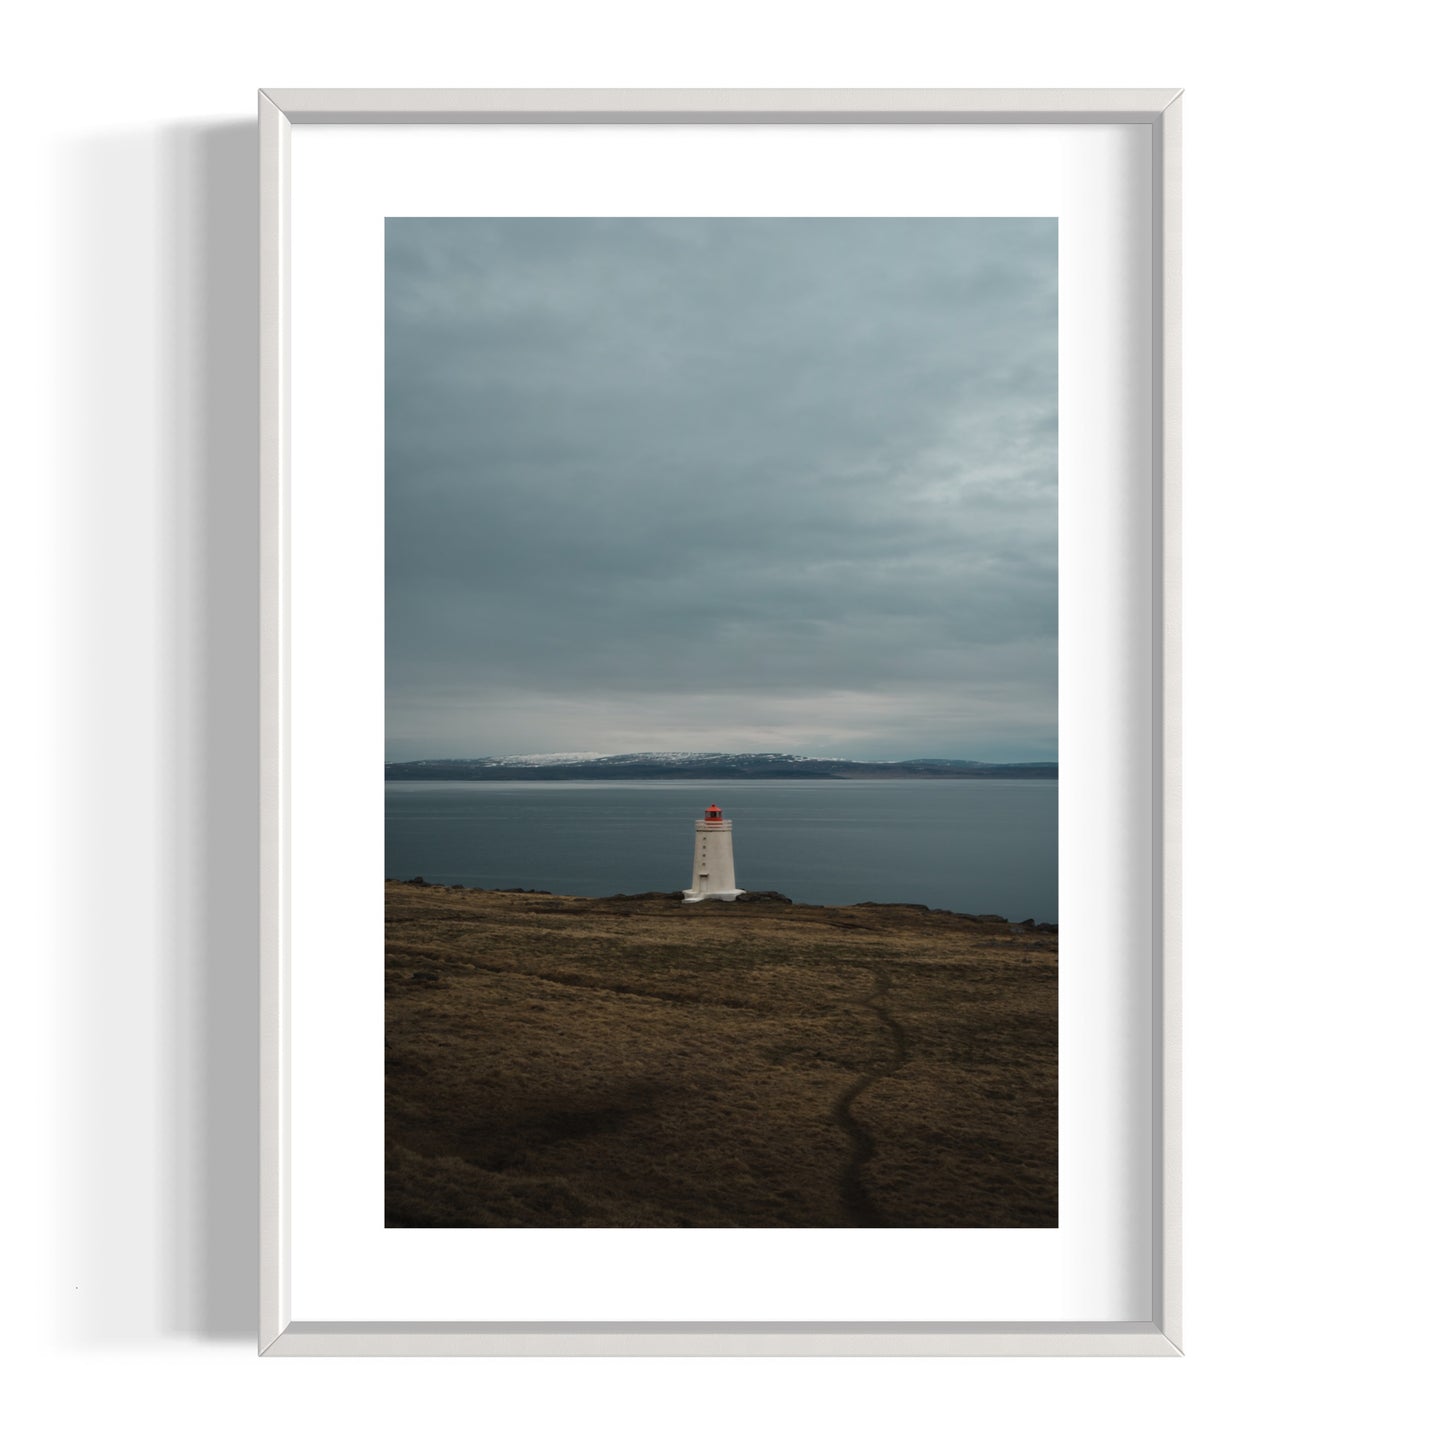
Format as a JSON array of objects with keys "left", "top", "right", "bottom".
[{"left": 7, "top": 3, "right": 1439, "bottom": 1438}]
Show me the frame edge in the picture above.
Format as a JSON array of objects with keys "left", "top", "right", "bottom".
[
  {"left": 258, "top": 86, "right": 1186, "bottom": 125},
  {"left": 259, "top": 87, "right": 292, "bottom": 1356},
  {"left": 262, "top": 1322, "right": 1183, "bottom": 1358},
  {"left": 1155, "top": 89, "right": 1183, "bottom": 1355}
]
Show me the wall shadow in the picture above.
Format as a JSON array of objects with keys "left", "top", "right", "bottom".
[
  {"left": 64, "top": 118, "right": 258, "bottom": 1344},
  {"left": 169, "top": 117, "right": 260, "bottom": 1342}
]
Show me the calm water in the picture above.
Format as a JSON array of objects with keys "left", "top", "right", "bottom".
[{"left": 386, "top": 779, "right": 1057, "bottom": 923}]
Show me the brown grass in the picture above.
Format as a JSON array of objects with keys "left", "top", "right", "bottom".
[{"left": 386, "top": 882, "right": 1056, "bottom": 1228}]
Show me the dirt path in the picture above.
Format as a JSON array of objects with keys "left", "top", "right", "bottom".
[{"left": 832, "top": 964, "right": 908, "bottom": 1226}]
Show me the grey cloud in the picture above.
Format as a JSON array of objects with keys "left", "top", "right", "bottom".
[{"left": 386, "top": 218, "right": 1056, "bottom": 761}]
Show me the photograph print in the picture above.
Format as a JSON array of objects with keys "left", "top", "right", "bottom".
[{"left": 384, "top": 217, "right": 1058, "bottom": 1228}]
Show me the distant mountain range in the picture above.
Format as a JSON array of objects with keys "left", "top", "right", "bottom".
[{"left": 384, "top": 751, "right": 1058, "bottom": 781}]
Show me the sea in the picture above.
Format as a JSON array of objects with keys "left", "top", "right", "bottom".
[{"left": 385, "top": 778, "right": 1057, "bottom": 923}]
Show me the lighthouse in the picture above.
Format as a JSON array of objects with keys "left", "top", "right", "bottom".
[{"left": 682, "top": 803, "right": 744, "bottom": 903}]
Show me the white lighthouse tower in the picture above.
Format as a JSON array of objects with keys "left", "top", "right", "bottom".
[{"left": 682, "top": 803, "right": 744, "bottom": 903}]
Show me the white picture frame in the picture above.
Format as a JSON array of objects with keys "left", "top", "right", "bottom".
[{"left": 260, "top": 87, "right": 1181, "bottom": 1357}]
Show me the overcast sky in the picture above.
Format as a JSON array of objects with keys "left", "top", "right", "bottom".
[{"left": 386, "top": 218, "right": 1056, "bottom": 762}]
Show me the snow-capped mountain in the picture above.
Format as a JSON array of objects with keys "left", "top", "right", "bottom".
[{"left": 385, "top": 752, "right": 1056, "bottom": 780}]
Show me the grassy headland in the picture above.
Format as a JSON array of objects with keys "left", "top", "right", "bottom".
[{"left": 386, "top": 881, "right": 1056, "bottom": 1228}]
